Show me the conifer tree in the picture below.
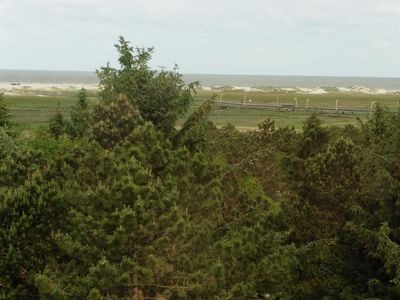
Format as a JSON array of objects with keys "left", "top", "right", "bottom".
[
  {"left": 77, "top": 87, "right": 88, "bottom": 109},
  {"left": 297, "top": 113, "right": 329, "bottom": 158},
  {"left": 91, "top": 95, "right": 143, "bottom": 149},
  {"left": 97, "top": 36, "right": 197, "bottom": 135},
  {"left": 48, "top": 106, "right": 66, "bottom": 139},
  {"left": 68, "top": 88, "right": 90, "bottom": 138}
]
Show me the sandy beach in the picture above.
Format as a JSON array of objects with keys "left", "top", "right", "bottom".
[
  {"left": 1, "top": 81, "right": 399, "bottom": 96},
  {"left": 0, "top": 82, "right": 99, "bottom": 96}
]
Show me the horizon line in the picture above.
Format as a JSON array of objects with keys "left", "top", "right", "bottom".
[{"left": 0, "top": 68, "right": 399, "bottom": 79}]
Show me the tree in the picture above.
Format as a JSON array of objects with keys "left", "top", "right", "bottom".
[
  {"left": 91, "top": 95, "right": 143, "bottom": 149},
  {"left": 29, "top": 128, "right": 226, "bottom": 299},
  {"left": 68, "top": 88, "right": 90, "bottom": 138},
  {"left": 97, "top": 36, "right": 197, "bottom": 135},
  {"left": 76, "top": 88, "right": 88, "bottom": 109},
  {"left": 48, "top": 106, "right": 66, "bottom": 139},
  {"left": 0, "top": 92, "right": 11, "bottom": 128},
  {"left": 297, "top": 113, "right": 329, "bottom": 158},
  {"left": 174, "top": 96, "right": 217, "bottom": 152},
  {"left": 0, "top": 127, "right": 64, "bottom": 299}
]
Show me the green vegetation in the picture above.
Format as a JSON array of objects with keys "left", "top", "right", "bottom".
[
  {"left": 4, "top": 82, "right": 400, "bottom": 130},
  {"left": 205, "top": 108, "right": 367, "bottom": 130},
  {"left": 196, "top": 89, "right": 400, "bottom": 109},
  {"left": 4, "top": 95, "right": 97, "bottom": 127},
  {"left": 5, "top": 92, "right": 398, "bottom": 130},
  {"left": 0, "top": 92, "right": 11, "bottom": 128},
  {"left": 1, "top": 38, "right": 400, "bottom": 299}
]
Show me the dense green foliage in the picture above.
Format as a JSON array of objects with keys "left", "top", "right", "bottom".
[
  {"left": 0, "top": 92, "right": 11, "bottom": 128},
  {"left": 68, "top": 88, "right": 90, "bottom": 138},
  {"left": 1, "top": 39, "right": 400, "bottom": 299}
]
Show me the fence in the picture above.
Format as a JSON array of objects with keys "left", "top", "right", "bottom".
[{"left": 195, "top": 99, "right": 391, "bottom": 114}]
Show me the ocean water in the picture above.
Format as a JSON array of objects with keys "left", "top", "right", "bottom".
[
  {"left": 0, "top": 70, "right": 98, "bottom": 85},
  {"left": 0, "top": 69, "right": 399, "bottom": 90},
  {"left": 183, "top": 74, "right": 400, "bottom": 90}
]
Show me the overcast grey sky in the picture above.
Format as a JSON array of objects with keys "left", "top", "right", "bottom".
[{"left": 0, "top": 0, "right": 399, "bottom": 77}]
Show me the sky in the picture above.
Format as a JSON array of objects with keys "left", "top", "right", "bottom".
[{"left": 0, "top": 0, "right": 399, "bottom": 77}]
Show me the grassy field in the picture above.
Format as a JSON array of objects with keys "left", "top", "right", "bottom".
[
  {"left": 5, "top": 95, "right": 97, "bottom": 127},
  {"left": 195, "top": 89, "right": 400, "bottom": 109},
  {"left": 205, "top": 107, "right": 367, "bottom": 130},
  {"left": 4, "top": 89, "right": 400, "bottom": 130}
]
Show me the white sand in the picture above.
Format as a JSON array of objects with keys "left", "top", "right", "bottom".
[
  {"left": 297, "top": 87, "right": 328, "bottom": 94},
  {"left": 338, "top": 87, "right": 352, "bottom": 93},
  {"left": 281, "top": 88, "right": 297, "bottom": 92},
  {"left": 0, "top": 82, "right": 99, "bottom": 94},
  {"left": 2, "top": 82, "right": 398, "bottom": 96}
]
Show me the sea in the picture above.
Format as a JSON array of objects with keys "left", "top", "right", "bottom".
[{"left": 0, "top": 69, "right": 399, "bottom": 90}]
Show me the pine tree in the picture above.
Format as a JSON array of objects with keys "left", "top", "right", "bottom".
[
  {"left": 97, "top": 36, "right": 198, "bottom": 135},
  {"left": 68, "top": 88, "right": 90, "bottom": 138},
  {"left": 77, "top": 87, "right": 88, "bottom": 109},
  {"left": 48, "top": 106, "right": 66, "bottom": 139},
  {"left": 297, "top": 113, "right": 329, "bottom": 158},
  {"left": 91, "top": 95, "right": 143, "bottom": 149}
]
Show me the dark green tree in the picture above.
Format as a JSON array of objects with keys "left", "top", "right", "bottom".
[
  {"left": 0, "top": 128, "right": 66, "bottom": 299},
  {"left": 297, "top": 113, "right": 329, "bottom": 158},
  {"left": 68, "top": 88, "right": 90, "bottom": 138},
  {"left": 175, "top": 96, "right": 217, "bottom": 152},
  {"left": 76, "top": 87, "right": 88, "bottom": 109},
  {"left": 97, "top": 36, "right": 197, "bottom": 134},
  {"left": 91, "top": 95, "right": 143, "bottom": 149},
  {"left": 48, "top": 106, "right": 66, "bottom": 139},
  {"left": 0, "top": 92, "right": 11, "bottom": 128}
]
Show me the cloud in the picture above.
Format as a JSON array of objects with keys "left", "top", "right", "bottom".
[
  {"left": 372, "top": 40, "right": 396, "bottom": 51},
  {"left": 370, "top": 0, "right": 400, "bottom": 17},
  {"left": 0, "top": 0, "right": 399, "bottom": 76},
  {"left": 2, "top": 0, "right": 399, "bottom": 30}
]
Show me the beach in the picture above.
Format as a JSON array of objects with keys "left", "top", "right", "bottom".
[{"left": 1, "top": 81, "right": 399, "bottom": 97}]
